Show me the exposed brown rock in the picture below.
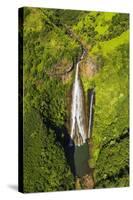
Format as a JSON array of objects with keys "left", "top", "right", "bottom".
[
  {"left": 79, "top": 58, "right": 97, "bottom": 78},
  {"left": 81, "top": 174, "right": 94, "bottom": 189}
]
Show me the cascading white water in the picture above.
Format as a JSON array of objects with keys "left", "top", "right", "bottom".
[
  {"left": 70, "top": 57, "right": 87, "bottom": 146},
  {"left": 88, "top": 92, "right": 94, "bottom": 138}
]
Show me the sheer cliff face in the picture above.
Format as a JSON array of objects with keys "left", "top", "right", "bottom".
[
  {"left": 69, "top": 54, "right": 96, "bottom": 146},
  {"left": 69, "top": 47, "right": 88, "bottom": 146}
]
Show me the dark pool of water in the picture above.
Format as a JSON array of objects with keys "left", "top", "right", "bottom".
[
  {"left": 74, "top": 141, "right": 90, "bottom": 177},
  {"left": 66, "top": 139, "right": 90, "bottom": 178}
]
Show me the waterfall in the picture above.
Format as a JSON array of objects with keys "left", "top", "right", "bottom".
[
  {"left": 70, "top": 54, "right": 87, "bottom": 146},
  {"left": 88, "top": 91, "right": 94, "bottom": 138}
]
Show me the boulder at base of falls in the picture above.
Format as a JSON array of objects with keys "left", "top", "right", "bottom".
[{"left": 81, "top": 174, "right": 94, "bottom": 189}]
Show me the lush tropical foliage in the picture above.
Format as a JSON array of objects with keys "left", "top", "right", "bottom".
[{"left": 19, "top": 8, "right": 129, "bottom": 192}]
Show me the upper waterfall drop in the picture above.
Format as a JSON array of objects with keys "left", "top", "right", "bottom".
[{"left": 70, "top": 51, "right": 87, "bottom": 146}]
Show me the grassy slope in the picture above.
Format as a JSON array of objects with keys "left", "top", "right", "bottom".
[
  {"left": 95, "top": 12, "right": 116, "bottom": 35},
  {"left": 90, "top": 30, "right": 129, "bottom": 56}
]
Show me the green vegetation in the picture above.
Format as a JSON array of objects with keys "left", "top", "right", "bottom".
[
  {"left": 20, "top": 7, "right": 129, "bottom": 192},
  {"left": 73, "top": 11, "right": 129, "bottom": 188},
  {"left": 21, "top": 7, "right": 80, "bottom": 192},
  {"left": 24, "top": 108, "right": 74, "bottom": 192}
]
